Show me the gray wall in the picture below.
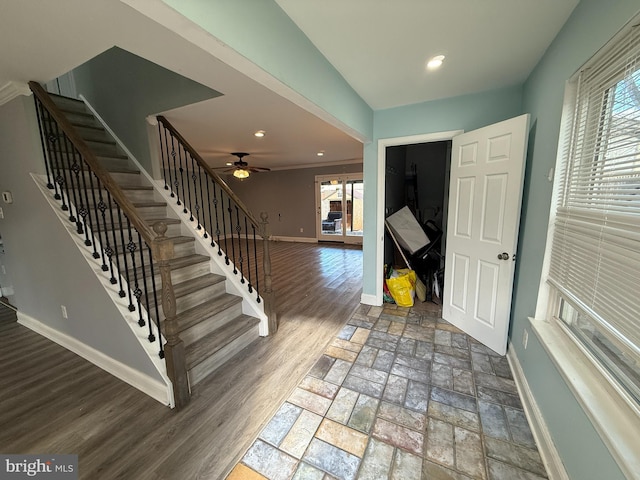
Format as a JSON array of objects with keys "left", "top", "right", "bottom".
[
  {"left": 229, "top": 163, "right": 362, "bottom": 239},
  {"left": 0, "top": 95, "right": 162, "bottom": 381},
  {"left": 72, "top": 46, "right": 221, "bottom": 173}
]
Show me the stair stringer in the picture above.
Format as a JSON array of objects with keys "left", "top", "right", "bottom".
[
  {"left": 78, "top": 98, "right": 268, "bottom": 336},
  {"left": 30, "top": 173, "right": 174, "bottom": 407}
]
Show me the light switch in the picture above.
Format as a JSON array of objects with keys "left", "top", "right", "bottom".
[{"left": 1, "top": 192, "right": 12, "bottom": 204}]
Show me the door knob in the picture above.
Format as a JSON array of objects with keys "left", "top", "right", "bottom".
[{"left": 497, "top": 252, "right": 510, "bottom": 260}]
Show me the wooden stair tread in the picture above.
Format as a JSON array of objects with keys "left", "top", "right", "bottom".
[
  {"left": 132, "top": 253, "right": 209, "bottom": 278},
  {"left": 175, "top": 294, "right": 243, "bottom": 334},
  {"left": 172, "top": 273, "right": 224, "bottom": 299},
  {"left": 96, "top": 217, "right": 181, "bottom": 232},
  {"left": 186, "top": 315, "right": 259, "bottom": 368}
]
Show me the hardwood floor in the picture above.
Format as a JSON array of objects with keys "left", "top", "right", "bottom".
[{"left": 0, "top": 241, "right": 363, "bottom": 480}]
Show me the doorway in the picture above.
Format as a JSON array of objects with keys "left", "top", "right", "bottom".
[
  {"left": 375, "top": 130, "right": 463, "bottom": 304},
  {"left": 316, "top": 173, "right": 363, "bottom": 244}
]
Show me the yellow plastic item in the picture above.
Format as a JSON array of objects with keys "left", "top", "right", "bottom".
[{"left": 385, "top": 269, "right": 417, "bottom": 307}]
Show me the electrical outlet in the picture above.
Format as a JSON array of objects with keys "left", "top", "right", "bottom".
[
  {"left": 523, "top": 329, "right": 529, "bottom": 349},
  {"left": 1, "top": 265, "right": 5, "bottom": 275},
  {"left": 0, "top": 207, "right": 3, "bottom": 219},
  {"left": 300, "top": 227, "right": 304, "bottom": 233},
  {"left": 61, "top": 305, "right": 68, "bottom": 319}
]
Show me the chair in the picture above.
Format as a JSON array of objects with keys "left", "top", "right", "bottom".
[{"left": 322, "top": 211, "right": 342, "bottom": 232}]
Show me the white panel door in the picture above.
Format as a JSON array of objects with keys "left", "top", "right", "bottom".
[{"left": 443, "top": 114, "right": 529, "bottom": 355}]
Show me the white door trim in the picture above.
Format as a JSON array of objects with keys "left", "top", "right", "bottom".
[{"left": 371, "top": 130, "right": 464, "bottom": 306}]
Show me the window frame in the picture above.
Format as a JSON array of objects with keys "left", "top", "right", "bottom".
[{"left": 533, "top": 16, "right": 640, "bottom": 479}]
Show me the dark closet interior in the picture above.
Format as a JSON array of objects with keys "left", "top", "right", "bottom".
[{"left": 384, "top": 140, "right": 452, "bottom": 300}]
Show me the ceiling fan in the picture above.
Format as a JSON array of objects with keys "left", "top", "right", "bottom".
[{"left": 219, "top": 152, "right": 271, "bottom": 179}]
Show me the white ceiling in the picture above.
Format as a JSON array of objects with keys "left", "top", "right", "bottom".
[
  {"left": 0, "top": 0, "right": 578, "bottom": 171},
  {"left": 275, "top": 0, "right": 579, "bottom": 109}
]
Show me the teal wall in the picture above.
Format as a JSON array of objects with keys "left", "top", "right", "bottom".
[
  {"left": 160, "top": 0, "right": 373, "bottom": 141},
  {"left": 509, "top": 1, "right": 640, "bottom": 478},
  {"left": 72, "top": 46, "right": 221, "bottom": 172},
  {"left": 362, "top": 86, "right": 524, "bottom": 296}
]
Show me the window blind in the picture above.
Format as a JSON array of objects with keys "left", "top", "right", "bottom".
[{"left": 548, "top": 25, "right": 640, "bottom": 360}]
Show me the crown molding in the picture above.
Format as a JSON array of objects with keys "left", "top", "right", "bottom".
[{"left": 0, "top": 81, "right": 31, "bottom": 107}]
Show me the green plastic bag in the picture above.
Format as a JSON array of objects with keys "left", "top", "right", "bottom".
[{"left": 385, "top": 269, "right": 417, "bottom": 307}]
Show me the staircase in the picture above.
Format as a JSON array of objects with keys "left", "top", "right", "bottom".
[{"left": 44, "top": 92, "right": 261, "bottom": 391}]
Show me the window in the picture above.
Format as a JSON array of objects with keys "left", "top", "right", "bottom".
[{"left": 547, "top": 23, "right": 640, "bottom": 405}]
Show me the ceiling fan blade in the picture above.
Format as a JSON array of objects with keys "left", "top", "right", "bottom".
[{"left": 248, "top": 166, "right": 271, "bottom": 172}]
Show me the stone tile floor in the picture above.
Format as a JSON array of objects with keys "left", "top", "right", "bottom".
[{"left": 226, "top": 302, "right": 548, "bottom": 480}]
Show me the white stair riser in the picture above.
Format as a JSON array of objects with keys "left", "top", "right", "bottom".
[
  {"left": 180, "top": 302, "right": 243, "bottom": 345},
  {"left": 188, "top": 325, "right": 259, "bottom": 386}
]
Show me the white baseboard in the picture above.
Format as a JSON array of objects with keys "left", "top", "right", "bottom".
[
  {"left": 18, "top": 312, "right": 172, "bottom": 406},
  {"left": 507, "top": 344, "right": 569, "bottom": 480},
  {"left": 272, "top": 236, "right": 317, "bottom": 243},
  {"left": 360, "top": 293, "right": 380, "bottom": 306}
]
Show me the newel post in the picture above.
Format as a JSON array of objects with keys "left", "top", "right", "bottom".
[
  {"left": 260, "top": 212, "right": 278, "bottom": 334},
  {"left": 152, "top": 221, "right": 190, "bottom": 409}
]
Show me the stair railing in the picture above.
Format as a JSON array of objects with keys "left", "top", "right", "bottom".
[
  {"left": 156, "top": 116, "right": 277, "bottom": 334},
  {"left": 29, "top": 82, "right": 190, "bottom": 409}
]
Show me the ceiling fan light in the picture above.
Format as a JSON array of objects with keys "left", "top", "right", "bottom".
[
  {"left": 233, "top": 168, "right": 250, "bottom": 179},
  {"left": 254, "top": 130, "right": 266, "bottom": 137}
]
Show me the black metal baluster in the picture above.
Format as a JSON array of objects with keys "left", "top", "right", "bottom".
[
  {"left": 245, "top": 216, "right": 252, "bottom": 291},
  {"left": 51, "top": 124, "right": 75, "bottom": 221},
  {"left": 212, "top": 181, "right": 223, "bottom": 255},
  {"left": 148, "top": 258, "right": 164, "bottom": 358},
  {"left": 115, "top": 207, "right": 131, "bottom": 300},
  {"left": 197, "top": 165, "right": 206, "bottom": 234},
  {"left": 93, "top": 179, "right": 111, "bottom": 272},
  {"left": 158, "top": 122, "right": 170, "bottom": 192},
  {"left": 190, "top": 155, "right": 201, "bottom": 228},
  {"left": 185, "top": 151, "right": 195, "bottom": 222},
  {"left": 73, "top": 148, "right": 96, "bottom": 250},
  {"left": 125, "top": 218, "right": 144, "bottom": 323},
  {"left": 203, "top": 166, "right": 211, "bottom": 241},
  {"left": 33, "top": 98, "right": 55, "bottom": 190},
  {"left": 235, "top": 206, "right": 244, "bottom": 282},
  {"left": 59, "top": 134, "right": 82, "bottom": 231},
  {"left": 178, "top": 143, "right": 188, "bottom": 214},
  {"left": 105, "top": 191, "right": 124, "bottom": 286},
  {"left": 251, "top": 224, "right": 258, "bottom": 296},
  {"left": 46, "top": 115, "right": 68, "bottom": 208},
  {"left": 86, "top": 170, "right": 104, "bottom": 260},
  {"left": 225, "top": 197, "right": 233, "bottom": 268},
  {"left": 169, "top": 134, "right": 180, "bottom": 205},
  {"left": 139, "top": 238, "right": 155, "bottom": 342}
]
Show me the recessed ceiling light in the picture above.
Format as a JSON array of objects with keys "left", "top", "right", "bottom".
[
  {"left": 226, "top": 162, "right": 233, "bottom": 166},
  {"left": 426, "top": 55, "right": 445, "bottom": 70},
  {"left": 317, "top": 151, "right": 324, "bottom": 157},
  {"left": 254, "top": 130, "right": 265, "bottom": 137}
]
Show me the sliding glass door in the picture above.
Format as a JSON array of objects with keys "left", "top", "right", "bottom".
[{"left": 316, "top": 174, "right": 363, "bottom": 244}]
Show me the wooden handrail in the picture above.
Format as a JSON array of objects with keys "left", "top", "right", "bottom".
[
  {"left": 156, "top": 115, "right": 265, "bottom": 237},
  {"left": 29, "top": 82, "right": 157, "bottom": 245}
]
